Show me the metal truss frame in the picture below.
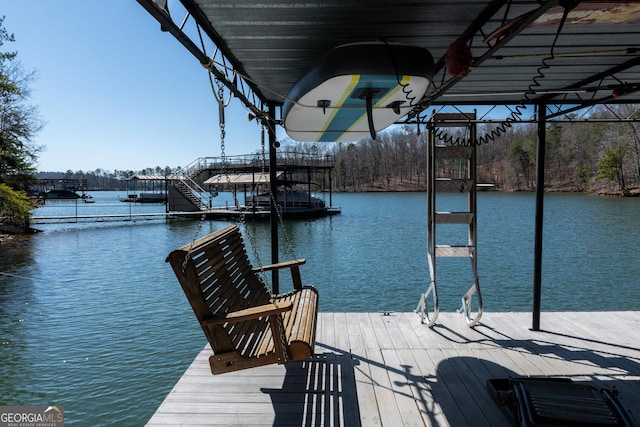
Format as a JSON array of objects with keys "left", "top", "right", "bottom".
[
  {"left": 137, "top": 0, "right": 272, "bottom": 118},
  {"left": 411, "top": 0, "right": 640, "bottom": 123},
  {"left": 137, "top": 0, "right": 639, "bottom": 126}
]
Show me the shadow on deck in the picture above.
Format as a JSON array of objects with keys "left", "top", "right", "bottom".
[{"left": 147, "top": 312, "right": 640, "bottom": 426}]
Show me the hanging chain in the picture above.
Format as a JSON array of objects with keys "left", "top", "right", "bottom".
[
  {"left": 260, "top": 121, "right": 299, "bottom": 263},
  {"left": 180, "top": 23, "right": 228, "bottom": 271},
  {"left": 267, "top": 188, "right": 299, "bottom": 261},
  {"left": 218, "top": 78, "right": 244, "bottom": 218},
  {"left": 181, "top": 74, "right": 226, "bottom": 272},
  {"left": 276, "top": 314, "right": 290, "bottom": 363},
  {"left": 218, "top": 79, "right": 227, "bottom": 176},
  {"left": 242, "top": 124, "right": 267, "bottom": 283},
  {"left": 182, "top": 210, "right": 207, "bottom": 272}
]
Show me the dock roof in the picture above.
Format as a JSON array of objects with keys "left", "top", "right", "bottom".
[
  {"left": 204, "top": 172, "right": 282, "bottom": 185},
  {"left": 137, "top": 0, "right": 640, "bottom": 115},
  {"left": 132, "top": 174, "right": 180, "bottom": 181}
]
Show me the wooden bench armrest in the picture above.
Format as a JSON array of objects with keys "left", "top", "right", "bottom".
[
  {"left": 253, "top": 258, "right": 306, "bottom": 272},
  {"left": 201, "top": 301, "right": 293, "bottom": 325},
  {"left": 253, "top": 259, "right": 306, "bottom": 290}
]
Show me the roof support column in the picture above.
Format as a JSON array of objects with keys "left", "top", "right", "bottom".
[
  {"left": 532, "top": 104, "right": 546, "bottom": 331},
  {"left": 268, "top": 103, "right": 280, "bottom": 293}
]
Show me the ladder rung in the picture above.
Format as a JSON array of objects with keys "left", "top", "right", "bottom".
[
  {"left": 435, "top": 212, "right": 474, "bottom": 224},
  {"left": 434, "top": 145, "right": 474, "bottom": 159},
  {"left": 431, "top": 112, "right": 476, "bottom": 125},
  {"left": 434, "top": 178, "right": 475, "bottom": 192},
  {"left": 435, "top": 245, "right": 473, "bottom": 257}
]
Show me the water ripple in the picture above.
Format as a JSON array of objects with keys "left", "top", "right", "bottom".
[{"left": 1, "top": 191, "right": 637, "bottom": 424}]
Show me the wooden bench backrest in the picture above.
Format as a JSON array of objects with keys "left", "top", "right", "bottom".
[{"left": 166, "top": 225, "right": 272, "bottom": 355}]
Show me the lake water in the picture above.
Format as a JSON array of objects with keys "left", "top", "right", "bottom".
[{"left": 1, "top": 191, "right": 638, "bottom": 425}]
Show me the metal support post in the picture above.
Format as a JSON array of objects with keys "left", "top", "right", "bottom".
[
  {"left": 268, "top": 103, "right": 280, "bottom": 293},
  {"left": 532, "top": 104, "right": 546, "bottom": 331}
]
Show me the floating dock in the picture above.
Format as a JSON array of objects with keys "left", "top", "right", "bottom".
[
  {"left": 30, "top": 206, "right": 341, "bottom": 225},
  {"left": 147, "top": 311, "right": 640, "bottom": 426}
]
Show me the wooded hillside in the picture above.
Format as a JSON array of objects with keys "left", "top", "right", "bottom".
[
  {"left": 42, "top": 105, "right": 639, "bottom": 195},
  {"left": 288, "top": 104, "right": 640, "bottom": 195}
]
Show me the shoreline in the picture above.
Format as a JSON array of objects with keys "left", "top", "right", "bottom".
[{"left": 2, "top": 188, "right": 637, "bottom": 242}]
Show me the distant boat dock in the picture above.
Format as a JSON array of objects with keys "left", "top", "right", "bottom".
[{"left": 32, "top": 153, "right": 341, "bottom": 225}]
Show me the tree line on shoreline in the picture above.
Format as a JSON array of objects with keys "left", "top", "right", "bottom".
[
  {"left": 39, "top": 104, "right": 640, "bottom": 196},
  {"left": 36, "top": 167, "right": 173, "bottom": 191},
  {"left": 318, "top": 104, "right": 640, "bottom": 195}
]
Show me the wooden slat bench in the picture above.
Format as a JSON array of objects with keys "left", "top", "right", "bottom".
[{"left": 166, "top": 225, "right": 319, "bottom": 374}]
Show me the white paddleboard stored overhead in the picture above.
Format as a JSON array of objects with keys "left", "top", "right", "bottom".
[{"left": 283, "top": 42, "right": 434, "bottom": 142}]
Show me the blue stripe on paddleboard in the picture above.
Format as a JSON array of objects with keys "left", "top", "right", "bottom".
[
  {"left": 318, "top": 74, "right": 404, "bottom": 142},
  {"left": 318, "top": 75, "right": 361, "bottom": 140}
]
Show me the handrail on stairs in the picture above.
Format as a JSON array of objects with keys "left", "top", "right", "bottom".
[{"left": 174, "top": 160, "right": 214, "bottom": 210}]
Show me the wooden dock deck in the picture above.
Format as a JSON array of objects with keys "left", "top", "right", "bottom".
[{"left": 147, "top": 311, "right": 640, "bottom": 426}]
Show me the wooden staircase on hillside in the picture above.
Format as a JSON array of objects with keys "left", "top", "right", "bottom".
[{"left": 168, "top": 179, "right": 209, "bottom": 212}]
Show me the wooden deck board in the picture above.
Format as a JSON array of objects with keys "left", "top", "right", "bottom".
[
  {"left": 147, "top": 311, "right": 640, "bottom": 426},
  {"left": 353, "top": 348, "right": 382, "bottom": 427}
]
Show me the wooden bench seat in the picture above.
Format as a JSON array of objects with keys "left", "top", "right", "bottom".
[{"left": 166, "top": 225, "right": 318, "bottom": 374}]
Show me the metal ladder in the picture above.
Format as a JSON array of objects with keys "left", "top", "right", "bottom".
[{"left": 416, "top": 111, "right": 483, "bottom": 327}]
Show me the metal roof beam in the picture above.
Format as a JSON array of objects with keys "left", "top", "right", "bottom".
[
  {"left": 417, "top": 0, "right": 561, "bottom": 111},
  {"left": 543, "top": 56, "right": 640, "bottom": 119},
  {"left": 540, "top": 56, "right": 640, "bottom": 103},
  {"left": 136, "top": 0, "right": 267, "bottom": 115}
]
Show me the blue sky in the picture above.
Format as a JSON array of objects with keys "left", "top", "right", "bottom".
[{"left": 3, "top": 1, "right": 264, "bottom": 173}]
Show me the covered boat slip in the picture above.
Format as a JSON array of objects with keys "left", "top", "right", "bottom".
[
  {"left": 147, "top": 311, "right": 640, "bottom": 426},
  {"left": 135, "top": 1, "right": 640, "bottom": 425}
]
